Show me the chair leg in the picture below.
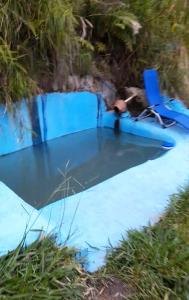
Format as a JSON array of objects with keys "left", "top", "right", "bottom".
[
  {"left": 162, "top": 120, "right": 176, "bottom": 128},
  {"left": 150, "top": 109, "right": 176, "bottom": 128},
  {"left": 152, "top": 111, "right": 165, "bottom": 127},
  {"left": 135, "top": 108, "right": 153, "bottom": 121},
  {"left": 136, "top": 108, "right": 176, "bottom": 128}
]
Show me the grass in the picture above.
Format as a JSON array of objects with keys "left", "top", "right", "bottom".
[
  {"left": 105, "top": 187, "right": 189, "bottom": 299},
  {"left": 1, "top": 0, "right": 189, "bottom": 106},
  {"left": 0, "top": 237, "right": 91, "bottom": 299},
  {"left": 1, "top": 187, "right": 189, "bottom": 299}
]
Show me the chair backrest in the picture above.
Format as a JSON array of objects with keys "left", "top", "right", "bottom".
[{"left": 143, "top": 69, "right": 162, "bottom": 106}]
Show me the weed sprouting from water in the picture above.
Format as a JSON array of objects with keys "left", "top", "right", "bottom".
[{"left": 35, "top": 161, "right": 87, "bottom": 247}]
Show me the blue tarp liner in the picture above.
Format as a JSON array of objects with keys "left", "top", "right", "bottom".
[{"left": 0, "top": 92, "right": 189, "bottom": 271}]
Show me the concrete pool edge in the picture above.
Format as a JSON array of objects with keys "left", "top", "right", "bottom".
[{"left": 0, "top": 181, "right": 55, "bottom": 255}]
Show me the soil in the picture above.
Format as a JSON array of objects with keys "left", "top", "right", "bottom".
[{"left": 88, "top": 277, "right": 131, "bottom": 300}]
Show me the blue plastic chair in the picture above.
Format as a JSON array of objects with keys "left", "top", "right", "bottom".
[{"left": 138, "top": 69, "right": 189, "bottom": 129}]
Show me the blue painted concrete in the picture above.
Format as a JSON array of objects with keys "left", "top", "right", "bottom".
[
  {"left": 167, "top": 98, "right": 189, "bottom": 116},
  {"left": 38, "top": 92, "right": 99, "bottom": 142},
  {"left": 119, "top": 115, "right": 176, "bottom": 148},
  {"left": 0, "top": 182, "right": 53, "bottom": 255},
  {"left": 0, "top": 100, "right": 33, "bottom": 156},
  {"left": 0, "top": 92, "right": 178, "bottom": 156},
  {"left": 0, "top": 92, "right": 100, "bottom": 156}
]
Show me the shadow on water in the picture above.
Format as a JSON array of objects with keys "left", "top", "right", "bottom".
[{"left": 0, "top": 128, "right": 166, "bottom": 209}]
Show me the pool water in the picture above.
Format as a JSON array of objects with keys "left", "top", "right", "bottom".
[{"left": 0, "top": 128, "right": 165, "bottom": 208}]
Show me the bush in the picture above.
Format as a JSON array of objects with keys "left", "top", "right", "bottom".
[{"left": 0, "top": 0, "right": 188, "bottom": 105}]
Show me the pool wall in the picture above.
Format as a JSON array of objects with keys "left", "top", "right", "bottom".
[
  {"left": 0, "top": 92, "right": 101, "bottom": 156},
  {"left": 0, "top": 92, "right": 178, "bottom": 156}
]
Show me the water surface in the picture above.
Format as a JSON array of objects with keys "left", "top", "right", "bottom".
[{"left": 0, "top": 128, "right": 165, "bottom": 208}]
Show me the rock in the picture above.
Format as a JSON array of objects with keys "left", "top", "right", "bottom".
[
  {"left": 66, "top": 75, "right": 117, "bottom": 109},
  {"left": 80, "top": 75, "right": 96, "bottom": 92},
  {"left": 67, "top": 75, "right": 81, "bottom": 91},
  {"left": 95, "top": 79, "right": 117, "bottom": 109}
]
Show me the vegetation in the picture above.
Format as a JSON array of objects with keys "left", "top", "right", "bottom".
[
  {"left": 1, "top": 187, "right": 189, "bottom": 299},
  {"left": 0, "top": 0, "right": 189, "bottom": 106},
  {"left": 105, "top": 187, "right": 189, "bottom": 299},
  {"left": 0, "top": 237, "right": 91, "bottom": 299}
]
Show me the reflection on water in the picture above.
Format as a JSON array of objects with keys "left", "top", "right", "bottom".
[{"left": 0, "top": 128, "right": 165, "bottom": 209}]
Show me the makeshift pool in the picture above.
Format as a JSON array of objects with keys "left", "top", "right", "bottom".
[
  {"left": 0, "top": 91, "right": 189, "bottom": 272},
  {"left": 0, "top": 128, "right": 165, "bottom": 208}
]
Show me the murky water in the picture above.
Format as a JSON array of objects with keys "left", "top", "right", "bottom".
[{"left": 0, "top": 128, "right": 165, "bottom": 209}]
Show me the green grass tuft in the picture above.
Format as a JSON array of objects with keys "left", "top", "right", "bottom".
[
  {"left": 1, "top": 0, "right": 189, "bottom": 105},
  {"left": 105, "top": 187, "right": 189, "bottom": 299},
  {"left": 0, "top": 237, "right": 90, "bottom": 299}
]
